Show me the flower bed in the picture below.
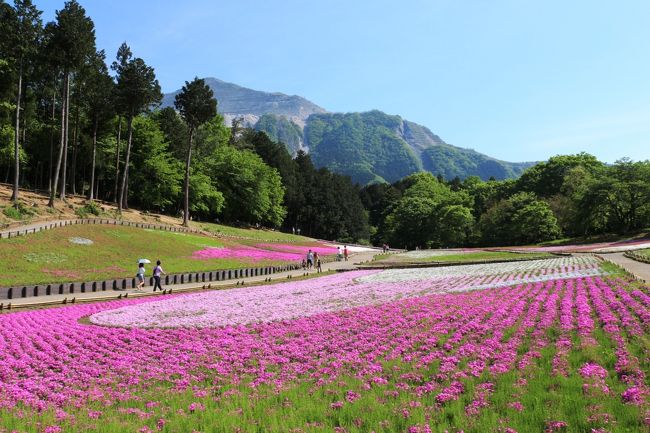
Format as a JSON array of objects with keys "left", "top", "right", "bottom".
[
  {"left": 255, "top": 243, "right": 339, "bottom": 256},
  {"left": 191, "top": 245, "right": 303, "bottom": 261},
  {"left": 0, "top": 258, "right": 647, "bottom": 432}
]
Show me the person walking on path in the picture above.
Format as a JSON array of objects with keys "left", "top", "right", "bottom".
[
  {"left": 337, "top": 246, "right": 342, "bottom": 261},
  {"left": 306, "top": 249, "right": 314, "bottom": 269},
  {"left": 343, "top": 245, "right": 349, "bottom": 261},
  {"left": 316, "top": 258, "right": 322, "bottom": 273},
  {"left": 152, "top": 260, "right": 166, "bottom": 292},
  {"left": 136, "top": 262, "right": 146, "bottom": 291},
  {"left": 313, "top": 251, "right": 319, "bottom": 267}
]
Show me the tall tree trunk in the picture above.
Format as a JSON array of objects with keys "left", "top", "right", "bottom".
[
  {"left": 48, "top": 91, "right": 56, "bottom": 193},
  {"left": 118, "top": 114, "right": 133, "bottom": 213},
  {"left": 123, "top": 170, "right": 129, "bottom": 209},
  {"left": 113, "top": 116, "right": 122, "bottom": 202},
  {"left": 11, "top": 61, "right": 23, "bottom": 202},
  {"left": 49, "top": 72, "right": 69, "bottom": 207},
  {"left": 59, "top": 72, "right": 71, "bottom": 201},
  {"left": 71, "top": 103, "right": 80, "bottom": 195},
  {"left": 89, "top": 118, "right": 97, "bottom": 200},
  {"left": 183, "top": 128, "right": 194, "bottom": 227}
]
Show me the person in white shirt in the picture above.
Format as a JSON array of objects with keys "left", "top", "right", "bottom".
[
  {"left": 136, "top": 262, "right": 145, "bottom": 291},
  {"left": 152, "top": 260, "right": 165, "bottom": 292}
]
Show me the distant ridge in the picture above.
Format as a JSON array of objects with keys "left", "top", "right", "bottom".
[
  {"left": 161, "top": 77, "right": 327, "bottom": 130},
  {"left": 163, "top": 78, "right": 535, "bottom": 184}
]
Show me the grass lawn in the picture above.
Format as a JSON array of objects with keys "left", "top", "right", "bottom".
[
  {"left": 419, "top": 251, "right": 555, "bottom": 263},
  {"left": 0, "top": 224, "right": 315, "bottom": 286},
  {"left": 634, "top": 248, "right": 650, "bottom": 259},
  {"left": 538, "top": 230, "right": 649, "bottom": 247},
  {"left": 375, "top": 250, "right": 554, "bottom": 264},
  {"left": 195, "top": 221, "right": 311, "bottom": 242}
]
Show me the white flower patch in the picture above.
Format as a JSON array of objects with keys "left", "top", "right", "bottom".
[
  {"left": 400, "top": 250, "right": 467, "bottom": 259},
  {"left": 356, "top": 256, "right": 602, "bottom": 284},
  {"left": 68, "top": 237, "right": 94, "bottom": 245}
]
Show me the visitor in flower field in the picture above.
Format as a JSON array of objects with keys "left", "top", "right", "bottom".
[
  {"left": 301, "top": 258, "right": 307, "bottom": 270},
  {"left": 152, "top": 260, "right": 165, "bottom": 292},
  {"left": 136, "top": 262, "right": 145, "bottom": 291},
  {"left": 337, "top": 246, "right": 342, "bottom": 261},
  {"left": 344, "top": 245, "right": 349, "bottom": 261},
  {"left": 306, "top": 249, "right": 314, "bottom": 269},
  {"left": 316, "top": 258, "right": 322, "bottom": 273}
]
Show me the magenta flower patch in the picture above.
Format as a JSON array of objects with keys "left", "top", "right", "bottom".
[{"left": 191, "top": 245, "right": 303, "bottom": 261}]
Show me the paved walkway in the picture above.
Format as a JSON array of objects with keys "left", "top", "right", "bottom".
[
  {"left": 3, "top": 251, "right": 379, "bottom": 309},
  {"left": 597, "top": 252, "right": 650, "bottom": 283}
]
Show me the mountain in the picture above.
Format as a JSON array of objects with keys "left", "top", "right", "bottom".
[
  {"left": 161, "top": 77, "right": 327, "bottom": 130},
  {"left": 162, "top": 78, "right": 535, "bottom": 184}
]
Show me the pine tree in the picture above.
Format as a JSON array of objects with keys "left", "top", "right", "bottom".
[
  {"left": 83, "top": 49, "right": 114, "bottom": 200},
  {"left": 174, "top": 77, "right": 217, "bottom": 226},
  {"left": 115, "top": 55, "right": 161, "bottom": 211},
  {"left": 6, "top": 0, "right": 42, "bottom": 202},
  {"left": 47, "top": 0, "right": 95, "bottom": 207}
]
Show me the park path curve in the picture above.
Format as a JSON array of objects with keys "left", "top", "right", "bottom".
[
  {"left": 2, "top": 251, "right": 379, "bottom": 308},
  {"left": 597, "top": 252, "right": 650, "bottom": 283}
]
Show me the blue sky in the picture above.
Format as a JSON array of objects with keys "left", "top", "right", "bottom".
[{"left": 35, "top": 0, "right": 650, "bottom": 163}]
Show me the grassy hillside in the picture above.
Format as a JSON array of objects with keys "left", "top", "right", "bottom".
[{"left": 0, "top": 224, "right": 326, "bottom": 286}]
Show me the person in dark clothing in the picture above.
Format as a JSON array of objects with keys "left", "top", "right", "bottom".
[{"left": 152, "top": 260, "right": 165, "bottom": 292}]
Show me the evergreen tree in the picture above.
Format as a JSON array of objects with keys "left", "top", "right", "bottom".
[
  {"left": 109, "top": 41, "right": 131, "bottom": 202},
  {"left": 115, "top": 54, "right": 161, "bottom": 211},
  {"left": 47, "top": 0, "right": 95, "bottom": 207},
  {"left": 82, "top": 49, "right": 113, "bottom": 200},
  {"left": 5, "top": 0, "right": 41, "bottom": 202},
  {"left": 174, "top": 77, "right": 217, "bottom": 226}
]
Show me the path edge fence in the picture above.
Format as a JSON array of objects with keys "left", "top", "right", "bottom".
[
  {"left": 0, "top": 218, "right": 201, "bottom": 239},
  {"left": 0, "top": 263, "right": 302, "bottom": 300}
]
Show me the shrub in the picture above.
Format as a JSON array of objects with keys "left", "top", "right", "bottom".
[
  {"left": 2, "top": 202, "right": 37, "bottom": 220},
  {"left": 3, "top": 206, "right": 22, "bottom": 220},
  {"left": 75, "top": 202, "right": 102, "bottom": 218}
]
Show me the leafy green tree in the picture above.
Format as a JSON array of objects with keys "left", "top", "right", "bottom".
[
  {"left": 437, "top": 204, "right": 474, "bottom": 246},
  {"left": 382, "top": 172, "right": 474, "bottom": 248},
  {"left": 208, "top": 145, "right": 286, "bottom": 226},
  {"left": 174, "top": 77, "right": 217, "bottom": 226},
  {"left": 115, "top": 52, "right": 161, "bottom": 211},
  {"left": 152, "top": 106, "right": 187, "bottom": 159},
  {"left": 480, "top": 192, "right": 560, "bottom": 245},
  {"left": 516, "top": 152, "right": 603, "bottom": 198},
  {"left": 127, "top": 115, "right": 183, "bottom": 212},
  {"left": 47, "top": 0, "right": 95, "bottom": 206},
  {"left": 583, "top": 159, "right": 650, "bottom": 233},
  {"left": 384, "top": 195, "right": 437, "bottom": 249}
]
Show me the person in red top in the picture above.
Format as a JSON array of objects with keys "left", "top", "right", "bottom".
[{"left": 343, "top": 246, "right": 349, "bottom": 261}]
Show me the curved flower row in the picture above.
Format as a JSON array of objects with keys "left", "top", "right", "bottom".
[{"left": 0, "top": 258, "right": 647, "bottom": 432}]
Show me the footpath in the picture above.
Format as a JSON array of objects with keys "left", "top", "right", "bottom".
[
  {"left": 2, "top": 251, "right": 379, "bottom": 309},
  {"left": 597, "top": 252, "right": 650, "bottom": 283}
]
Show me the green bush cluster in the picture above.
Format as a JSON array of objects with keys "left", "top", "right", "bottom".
[
  {"left": 75, "top": 202, "right": 102, "bottom": 218},
  {"left": 2, "top": 202, "right": 37, "bottom": 220}
]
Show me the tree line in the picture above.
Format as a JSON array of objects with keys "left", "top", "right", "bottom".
[
  {"left": 0, "top": 0, "right": 370, "bottom": 242},
  {"left": 3, "top": 1, "right": 648, "bottom": 248},
  {"left": 362, "top": 153, "right": 650, "bottom": 249}
]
